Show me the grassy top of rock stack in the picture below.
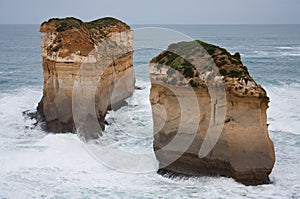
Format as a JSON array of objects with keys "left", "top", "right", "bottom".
[
  {"left": 150, "top": 40, "right": 268, "bottom": 99},
  {"left": 40, "top": 17, "right": 130, "bottom": 58}
]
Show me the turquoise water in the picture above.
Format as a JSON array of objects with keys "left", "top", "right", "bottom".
[{"left": 0, "top": 24, "right": 299, "bottom": 198}]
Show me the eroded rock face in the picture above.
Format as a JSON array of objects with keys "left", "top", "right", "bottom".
[
  {"left": 149, "top": 40, "right": 275, "bottom": 185},
  {"left": 37, "top": 17, "right": 135, "bottom": 140}
]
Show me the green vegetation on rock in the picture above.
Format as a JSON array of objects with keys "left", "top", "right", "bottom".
[
  {"left": 195, "top": 40, "right": 221, "bottom": 55},
  {"left": 42, "top": 17, "right": 128, "bottom": 33},
  {"left": 47, "top": 17, "right": 83, "bottom": 32},
  {"left": 41, "top": 17, "right": 130, "bottom": 54},
  {"left": 85, "top": 17, "right": 128, "bottom": 30},
  {"left": 151, "top": 40, "right": 252, "bottom": 86}
]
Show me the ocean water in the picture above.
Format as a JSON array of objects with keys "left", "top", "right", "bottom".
[{"left": 0, "top": 24, "right": 299, "bottom": 198}]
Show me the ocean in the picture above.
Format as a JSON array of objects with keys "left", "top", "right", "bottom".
[{"left": 0, "top": 24, "right": 299, "bottom": 198}]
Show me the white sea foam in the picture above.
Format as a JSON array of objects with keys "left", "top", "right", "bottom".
[
  {"left": 0, "top": 82, "right": 299, "bottom": 198},
  {"left": 276, "top": 46, "right": 300, "bottom": 57},
  {"left": 281, "top": 52, "right": 300, "bottom": 57},
  {"left": 245, "top": 51, "right": 300, "bottom": 58},
  {"left": 275, "top": 46, "right": 300, "bottom": 50},
  {"left": 266, "top": 83, "right": 300, "bottom": 135},
  {"left": 244, "top": 46, "right": 300, "bottom": 58},
  {"left": 276, "top": 47, "right": 294, "bottom": 50}
]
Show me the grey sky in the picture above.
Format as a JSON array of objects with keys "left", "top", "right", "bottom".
[{"left": 0, "top": 0, "right": 299, "bottom": 24}]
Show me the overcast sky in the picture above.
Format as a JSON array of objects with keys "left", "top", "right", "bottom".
[{"left": 0, "top": 0, "right": 299, "bottom": 24}]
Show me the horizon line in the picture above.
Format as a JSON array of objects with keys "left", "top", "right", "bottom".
[{"left": 0, "top": 23, "right": 299, "bottom": 26}]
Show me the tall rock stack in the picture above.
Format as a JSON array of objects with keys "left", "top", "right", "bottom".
[
  {"left": 37, "top": 17, "right": 135, "bottom": 139},
  {"left": 149, "top": 40, "right": 275, "bottom": 185}
]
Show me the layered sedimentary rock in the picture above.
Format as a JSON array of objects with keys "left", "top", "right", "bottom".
[
  {"left": 149, "top": 40, "right": 275, "bottom": 185},
  {"left": 37, "top": 17, "right": 135, "bottom": 139}
]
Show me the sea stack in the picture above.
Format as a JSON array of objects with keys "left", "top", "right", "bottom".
[
  {"left": 37, "top": 17, "right": 135, "bottom": 140},
  {"left": 149, "top": 40, "right": 275, "bottom": 185}
]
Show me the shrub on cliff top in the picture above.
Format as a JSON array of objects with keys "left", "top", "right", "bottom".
[
  {"left": 85, "top": 17, "right": 127, "bottom": 30},
  {"left": 49, "top": 17, "right": 83, "bottom": 32},
  {"left": 43, "top": 17, "right": 128, "bottom": 33},
  {"left": 152, "top": 40, "right": 251, "bottom": 80},
  {"left": 183, "top": 66, "right": 194, "bottom": 78}
]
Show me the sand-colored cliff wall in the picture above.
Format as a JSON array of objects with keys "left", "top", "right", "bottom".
[
  {"left": 150, "top": 40, "right": 275, "bottom": 185},
  {"left": 37, "top": 17, "right": 135, "bottom": 140}
]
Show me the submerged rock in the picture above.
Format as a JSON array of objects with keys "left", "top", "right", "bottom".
[
  {"left": 37, "top": 17, "right": 135, "bottom": 140},
  {"left": 149, "top": 40, "right": 275, "bottom": 185}
]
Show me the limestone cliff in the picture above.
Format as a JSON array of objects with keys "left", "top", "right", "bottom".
[
  {"left": 149, "top": 40, "right": 275, "bottom": 185},
  {"left": 37, "top": 17, "right": 135, "bottom": 140}
]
